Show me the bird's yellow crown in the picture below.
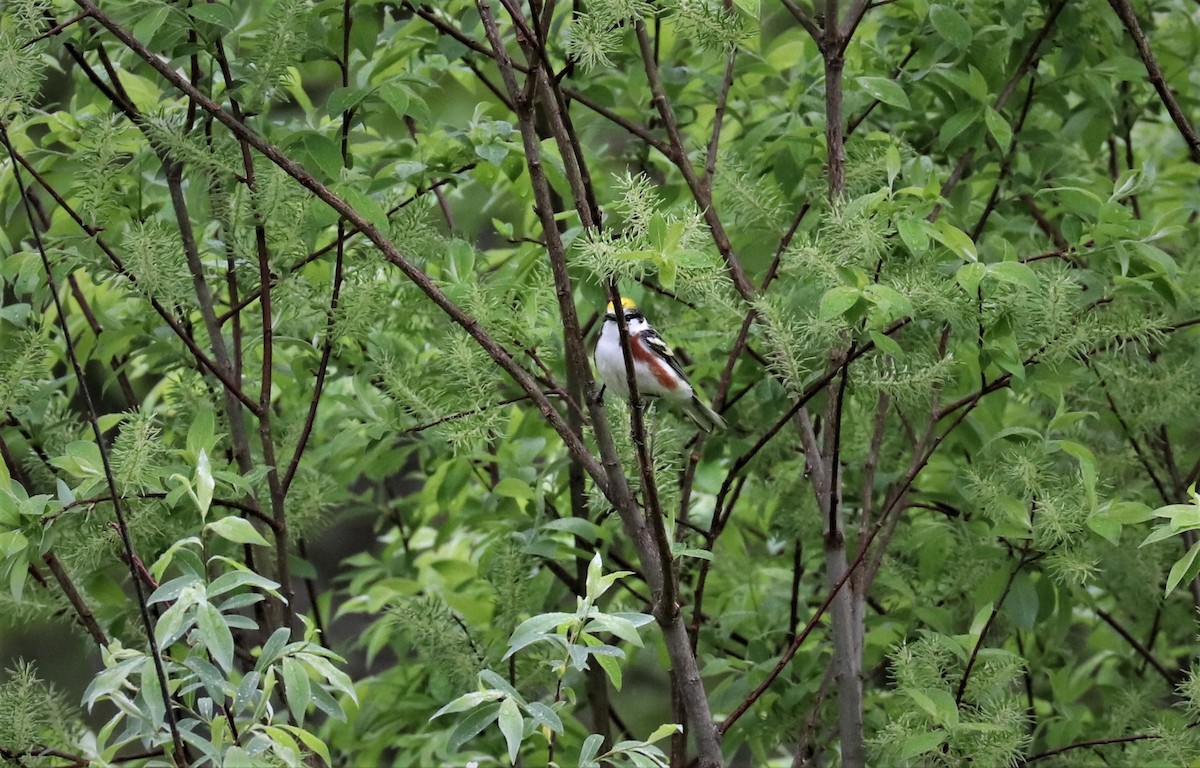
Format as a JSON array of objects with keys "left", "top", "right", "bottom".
[{"left": 605, "top": 297, "right": 639, "bottom": 315}]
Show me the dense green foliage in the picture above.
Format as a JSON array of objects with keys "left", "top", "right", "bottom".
[{"left": 3, "top": 0, "right": 1200, "bottom": 765}]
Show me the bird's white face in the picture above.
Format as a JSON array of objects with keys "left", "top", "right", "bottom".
[{"left": 605, "top": 309, "right": 650, "bottom": 335}]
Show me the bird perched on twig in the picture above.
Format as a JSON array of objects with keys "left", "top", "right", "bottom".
[{"left": 594, "top": 297, "right": 726, "bottom": 433}]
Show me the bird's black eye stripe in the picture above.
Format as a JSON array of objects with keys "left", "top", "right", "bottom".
[{"left": 625, "top": 310, "right": 643, "bottom": 321}]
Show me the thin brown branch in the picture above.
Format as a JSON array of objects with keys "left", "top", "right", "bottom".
[
  {"left": 781, "top": 0, "right": 823, "bottom": 46},
  {"left": 284, "top": 0, "right": 354, "bottom": 495},
  {"left": 703, "top": 50, "right": 738, "bottom": 190},
  {"left": 71, "top": 9, "right": 630, "bottom": 637},
  {"left": 633, "top": 20, "right": 756, "bottom": 300},
  {"left": 42, "top": 552, "right": 108, "bottom": 647},
  {"left": 840, "top": 0, "right": 873, "bottom": 45},
  {"left": 930, "top": 0, "right": 1067, "bottom": 220},
  {"left": 1106, "top": 0, "right": 1200, "bottom": 164},
  {"left": 1, "top": 122, "right": 188, "bottom": 767},
  {"left": 216, "top": 166, "right": 475, "bottom": 327},
  {"left": 955, "top": 555, "right": 1026, "bottom": 705},
  {"left": 21, "top": 9, "right": 90, "bottom": 48},
  {"left": 719, "top": 389, "right": 987, "bottom": 735},
  {"left": 1096, "top": 609, "right": 1174, "bottom": 685},
  {"left": 5, "top": 133, "right": 260, "bottom": 416},
  {"left": 1019, "top": 733, "right": 1159, "bottom": 764}
]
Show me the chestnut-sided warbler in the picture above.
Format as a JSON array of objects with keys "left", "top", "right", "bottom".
[{"left": 594, "top": 297, "right": 726, "bottom": 432}]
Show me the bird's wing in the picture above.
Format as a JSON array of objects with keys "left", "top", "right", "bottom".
[{"left": 640, "top": 329, "right": 689, "bottom": 382}]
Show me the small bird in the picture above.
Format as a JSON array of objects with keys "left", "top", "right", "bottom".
[{"left": 594, "top": 297, "right": 726, "bottom": 432}]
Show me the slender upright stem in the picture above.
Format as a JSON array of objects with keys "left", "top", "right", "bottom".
[{"left": 1, "top": 123, "right": 189, "bottom": 768}]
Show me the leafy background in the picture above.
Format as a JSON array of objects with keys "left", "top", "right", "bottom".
[{"left": 3, "top": 0, "right": 1200, "bottom": 766}]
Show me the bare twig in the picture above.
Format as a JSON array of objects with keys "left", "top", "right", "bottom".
[
  {"left": 42, "top": 552, "right": 108, "bottom": 647},
  {"left": 781, "top": 0, "right": 823, "bottom": 46},
  {"left": 930, "top": 0, "right": 1067, "bottom": 220},
  {"left": 283, "top": 0, "right": 354, "bottom": 495},
  {"left": 2, "top": 123, "right": 189, "bottom": 767},
  {"left": 1019, "top": 733, "right": 1159, "bottom": 764},
  {"left": 719, "top": 389, "right": 988, "bottom": 735},
  {"left": 633, "top": 20, "right": 756, "bottom": 300},
  {"left": 1096, "top": 609, "right": 1174, "bottom": 685},
  {"left": 703, "top": 50, "right": 739, "bottom": 189},
  {"left": 5, "top": 137, "right": 260, "bottom": 416},
  {"left": 20, "top": 9, "right": 90, "bottom": 48},
  {"left": 1106, "top": 0, "right": 1200, "bottom": 164},
  {"left": 955, "top": 556, "right": 1026, "bottom": 705},
  {"left": 72, "top": 0, "right": 616, "bottom": 505}
]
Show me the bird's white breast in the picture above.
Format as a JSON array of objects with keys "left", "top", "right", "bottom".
[{"left": 595, "top": 320, "right": 631, "bottom": 399}]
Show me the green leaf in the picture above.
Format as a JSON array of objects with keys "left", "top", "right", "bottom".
[
  {"left": 194, "top": 449, "right": 214, "bottom": 520},
  {"left": 524, "top": 702, "right": 564, "bottom": 735},
  {"left": 97, "top": 413, "right": 127, "bottom": 432},
  {"left": 898, "top": 730, "right": 947, "bottom": 759},
  {"left": 339, "top": 186, "right": 390, "bottom": 233},
  {"left": 580, "top": 734, "right": 605, "bottom": 767},
  {"left": 1107, "top": 501, "right": 1155, "bottom": 525},
  {"left": 188, "top": 3, "right": 235, "bottom": 30},
  {"left": 906, "top": 687, "right": 959, "bottom": 725},
  {"left": 984, "top": 107, "right": 1012, "bottom": 148},
  {"left": 258, "top": 628, "right": 293, "bottom": 671},
  {"left": 585, "top": 551, "right": 604, "bottom": 598},
  {"left": 818, "top": 286, "right": 861, "bottom": 320},
  {"left": 432, "top": 690, "right": 504, "bottom": 719},
  {"left": 988, "top": 261, "right": 1039, "bottom": 291},
  {"left": 148, "top": 573, "right": 202, "bottom": 605},
  {"left": 732, "top": 0, "right": 759, "bottom": 17},
  {"left": 378, "top": 82, "right": 411, "bottom": 121},
  {"left": 132, "top": 6, "right": 170, "bottom": 43},
  {"left": 206, "top": 517, "right": 271, "bottom": 547},
  {"left": 658, "top": 256, "right": 678, "bottom": 291},
  {"left": 208, "top": 569, "right": 281, "bottom": 598},
  {"left": 52, "top": 441, "right": 103, "bottom": 479},
  {"left": 197, "top": 601, "right": 235, "bottom": 673},
  {"left": 965, "top": 66, "right": 989, "bottom": 102},
  {"left": 584, "top": 614, "right": 645, "bottom": 646},
  {"left": 276, "top": 725, "right": 332, "bottom": 767},
  {"left": 646, "top": 723, "right": 682, "bottom": 744},
  {"left": 1004, "top": 573, "right": 1038, "bottom": 630},
  {"left": 593, "top": 650, "right": 623, "bottom": 690},
  {"left": 886, "top": 144, "right": 902, "bottom": 186},
  {"left": 541, "top": 517, "right": 602, "bottom": 542},
  {"left": 282, "top": 656, "right": 312, "bottom": 726},
  {"left": 864, "top": 284, "right": 914, "bottom": 319},
  {"left": 447, "top": 704, "right": 501, "bottom": 752},
  {"left": 149, "top": 538, "right": 202, "bottom": 583},
  {"left": 956, "top": 262, "right": 986, "bottom": 295},
  {"left": 930, "top": 4, "right": 972, "bottom": 48},
  {"left": 505, "top": 612, "right": 572, "bottom": 657},
  {"left": 1086, "top": 514, "right": 1121, "bottom": 546},
  {"left": 897, "top": 218, "right": 929, "bottom": 254},
  {"left": 1141, "top": 524, "right": 1181, "bottom": 548},
  {"left": 327, "top": 86, "right": 371, "bottom": 119},
  {"left": 494, "top": 477, "right": 534, "bottom": 501},
  {"left": 187, "top": 408, "right": 216, "bottom": 457},
  {"left": 932, "top": 221, "right": 977, "bottom": 261},
  {"left": 938, "top": 108, "right": 980, "bottom": 147},
  {"left": 1167, "top": 540, "right": 1200, "bottom": 597},
  {"left": 869, "top": 330, "right": 904, "bottom": 358},
  {"left": 498, "top": 698, "right": 524, "bottom": 764},
  {"left": 155, "top": 596, "right": 196, "bottom": 649},
  {"left": 301, "top": 134, "right": 345, "bottom": 181},
  {"left": 858, "top": 76, "right": 910, "bottom": 109}
]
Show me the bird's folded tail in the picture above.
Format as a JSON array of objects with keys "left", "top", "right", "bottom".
[{"left": 683, "top": 396, "right": 727, "bottom": 433}]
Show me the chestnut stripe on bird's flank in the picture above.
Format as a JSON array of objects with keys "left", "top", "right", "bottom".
[{"left": 630, "top": 334, "right": 677, "bottom": 389}]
